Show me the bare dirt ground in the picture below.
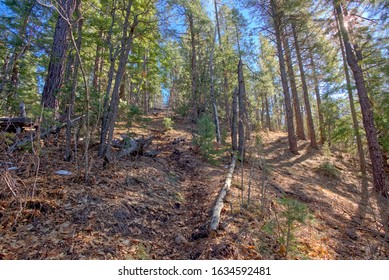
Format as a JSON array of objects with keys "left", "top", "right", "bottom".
[{"left": 0, "top": 112, "right": 388, "bottom": 259}]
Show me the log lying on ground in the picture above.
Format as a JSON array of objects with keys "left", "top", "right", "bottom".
[
  {"left": 117, "top": 137, "right": 154, "bottom": 159},
  {"left": 0, "top": 117, "right": 36, "bottom": 134},
  {"left": 8, "top": 116, "right": 83, "bottom": 153},
  {"left": 210, "top": 154, "right": 237, "bottom": 232}
]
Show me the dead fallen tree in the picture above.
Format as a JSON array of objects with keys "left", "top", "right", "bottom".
[
  {"left": 210, "top": 153, "right": 237, "bottom": 232},
  {"left": 8, "top": 116, "right": 83, "bottom": 153},
  {"left": 117, "top": 136, "right": 154, "bottom": 159}
]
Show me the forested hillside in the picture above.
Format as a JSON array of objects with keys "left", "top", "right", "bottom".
[{"left": 0, "top": 0, "right": 388, "bottom": 260}]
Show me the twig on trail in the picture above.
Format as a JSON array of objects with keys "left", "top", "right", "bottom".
[{"left": 210, "top": 153, "right": 237, "bottom": 233}]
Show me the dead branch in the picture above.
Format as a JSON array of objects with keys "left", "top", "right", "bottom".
[
  {"left": 8, "top": 115, "right": 83, "bottom": 153},
  {"left": 117, "top": 137, "right": 154, "bottom": 159}
]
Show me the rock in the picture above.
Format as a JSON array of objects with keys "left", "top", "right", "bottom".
[
  {"left": 55, "top": 170, "right": 72, "bottom": 176},
  {"left": 7, "top": 167, "right": 19, "bottom": 171},
  {"left": 175, "top": 234, "right": 189, "bottom": 245},
  {"left": 346, "top": 229, "right": 358, "bottom": 240}
]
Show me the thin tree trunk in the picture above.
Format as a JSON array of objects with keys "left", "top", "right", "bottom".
[
  {"left": 335, "top": 15, "right": 366, "bottom": 175},
  {"left": 270, "top": 0, "right": 298, "bottom": 154},
  {"left": 92, "top": 31, "right": 103, "bottom": 90},
  {"left": 335, "top": 3, "right": 386, "bottom": 195},
  {"left": 283, "top": 32, "right": 305, "bottom": 140},
  {"left": 99, "top": 2, "right": 119, "bottom": 157},
  {"left": 291, "top": 21, "right": 318, "bottom": 149},
  {"left": 142, "top": 49, "right": 149, "bottom": 114},
  {"left": 265, "top": 91, "right": 272, "bottom": 131},
  {"left": 210, "top": 27, "right": 221, "bottom": 143},
  {"left": 307, "top": 41, "right": 326, "bottom": 145},
  {"left": 214, "top": 0, "right": 230, "bottom": 126},
  {"left": 231, "top": 87, "right": 238, "bottom": 151},
  {"left": 65, "top": 0, "right": 83, "bottom": 162},
  {"left": 101, "top": 3, "right": 138, "bottom": 159},
  {"left": 188, "top": 13, "right": 198, "bottom": 120},
  {"left": 238, "top": 58, "right": 246, "bottom": 158}
]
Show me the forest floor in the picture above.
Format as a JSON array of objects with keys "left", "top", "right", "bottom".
[{"left": 0, "top": 110, "right": 388, "bottom": 259}]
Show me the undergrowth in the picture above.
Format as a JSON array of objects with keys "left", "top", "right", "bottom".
[{"left": 264, "top": 197, "right": 312, "bottom": 258}]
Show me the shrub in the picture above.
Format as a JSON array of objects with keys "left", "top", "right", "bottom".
[
  {"left": 317, "top": 161, "right": 340, "bottom": 178},
  {"left": 127, "top": 105, "right": 142, "bottom": 126},
  {"left": 163, "top": 117, "right": 174, "bottom": 131},
  {"left": 194, "top": 114, "right": 218, "bottom": 162},
  {"left": 174, "top": 103, "right": 189, "bottom": 118},
  {"left": 264, "top": 197, "right": 311, "bottom": 258}
]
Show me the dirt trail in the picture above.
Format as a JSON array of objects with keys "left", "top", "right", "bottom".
[
  {"left": 0, "top": 112, "right": 388, "bottom": 259},
  {"left": 0, "top": 111, "right": 227, "bottom": 259}
]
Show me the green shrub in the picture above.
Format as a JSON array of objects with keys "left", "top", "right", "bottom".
[
  {"left": 194, "top": 114, "right": 218, "bottom": 162},
  {"left": 317, "top": 161, "right": 340, "bottom": 178},
  {"left": 127, "top": 105, "right": 142, "bottom": 126},
  {"left": 264, "top": 197, "right": 311, "bottom": 258},
  {"left": 174, "top": 103, "right": 189, "bottom": 118},
  {"left": 163, "top": 117, "right": 174, "bottom": 131}
]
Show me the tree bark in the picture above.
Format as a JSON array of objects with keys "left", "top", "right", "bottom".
[
  {"left": 282, "top": 31, "right": 305, "bottom": 140},
  {"left": 307, "top": 41, "right": 326, "bottom": 145},
  {"left": 214, "top": 0, "right": 230, "bottom": 127},
  {"left": 335, "top": 14, "right": 366, "bottom": 175},
  {"left": 65, "top": 0, "right": 83, "bottom": 162},
  {"left": 291, "top": 21, "right": 318, "bottom": 149},
  {"left": 92, "top": 31, "right": 103, "bottom": 90},
  {"left": 188, "top": 13, "right": 198, "bottom": 120},
  {"left": 270, "top": 0, "right": 298, "bottom": 154},
  {"left": 41, "top": 0, "right": 76, "bottom": 112},
  {"left": 210, "top": 154, "right": 236, "bottom": 232},
  {"left": 265, "top": 91, "right": 272, "bottom": 131},
  {"left": 101, "top": 1, "right": 138, "bottom": 159},
  {"left": 335, "top": 3, "right": 386, "bottom": 195},
  {"left": 210, "top": 27, "right": 221, "bottom": 143},
  {"left": 238, "top": 58, "right": 246, "bottom": 158},
  {"left": 231, "top": 87, "right": 238, "bottom": 151},
  {"left": 99, "top": 2, "right": 118, "bottom": 157}
]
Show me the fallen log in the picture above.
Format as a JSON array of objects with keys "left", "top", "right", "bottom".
[
  {"left": 117, "top": 137, "right": 154, "bottom": 159},
  {"left": 8, "top": 115, "right": 83, "bottom": 153},
  {"left": 0, "top": 117, "right": 36, "bottom": 134},
  {"left": 210, "top": 154, "right": 237, "bottom": 232}
]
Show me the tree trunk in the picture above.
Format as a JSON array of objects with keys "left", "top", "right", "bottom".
[
  {"left": 335, "top": 3, "right": 386, "bottom": 196},
  {"left": 283, "top": 32, "right": 305, "bottom": 140},
  {"left": 101, "top": 2, "right": 138, "bottom": 159},
  {"left": 99, "top": 3, "right": 119, "bottom": 157},
  {"left": 238, "top": 58, "right": 246, "bottom": 158},
  {"left": 188, "top": 13, "right": 198, "bottom": 120},
  {"left": 335, "top": 15, "right": 366, "bottom": 175},
  {"left": 270, "top": 0, "right": 298, "bottom": 154},
  {"left": 231, "top": 87, "right": 238, "bottom": 151},
  {"left": 92, "top": 31, "right": 103, "bottom": 90},
  {"left": 307, "top": 41, "right": 326, "bottom": 145},
  {"left": 41, "top": 0, "right": 76, "bottom": 112},
  {"left": 214, "top": 0, "right": 230, "bottom": 127},
  {"left": 291, "top": 21, "right": 318, "bottom": 149},
  {"left": 265, "top": 91, "right": 272, "bottom": 131},
  {"left": 142, "top": 50, "right": 149, "bottom": 114},
  {"left": 210, "top": 27, "right": 221, "bottom": 143},
  {"left": 65, "top": 0, "right": 83, "bottom": 162},
  {"left": 210, "top": 154, "right": 237, "bottom": 232}
]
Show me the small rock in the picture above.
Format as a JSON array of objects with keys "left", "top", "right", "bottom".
[
  {"left": 175, "top": 234, "right": 189, "bottom": 245},
  {"left": 55, "top": 170, "right": 72, "bottom": 176},
  {"left": 7, "top": 167, "right": 19, "bottom": 171},
  {"left": 346, "top": 229, "right": 358, "bottom": 240}
]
